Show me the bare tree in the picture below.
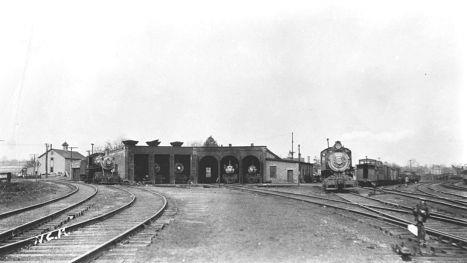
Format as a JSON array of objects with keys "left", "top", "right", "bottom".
[{"left": 204, "top": 136, "right": 219, "bottom": 147}]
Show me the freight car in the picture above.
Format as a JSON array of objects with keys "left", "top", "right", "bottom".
[
  {"left": 356, "top": 158, "right": 400, "bottom": 186},
  {"left": 400, "top": 170, "right": 420, "bottom": 184},
  {"left": 80, "top": 153, "right": 121, "bottom": 184},
  {"left": 320, "top": 141, "right": 356, "bottom": 191}
]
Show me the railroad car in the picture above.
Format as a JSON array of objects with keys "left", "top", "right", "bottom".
[
  {"left": 320, "top": 141, "right": 356, "bottom": 191},
  {"left": 81, "top": 153, "right": 121, "bottom": 184},
  {"left": 356, "top": 158, "right": 400, "bottom": 186},
  {"left": 400, "top": 170, "right": 420, "bottom": 184}
]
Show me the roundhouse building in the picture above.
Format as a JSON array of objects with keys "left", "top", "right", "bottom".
[{"left": 104, "top": 140, "right": 312, "bottom": 184}]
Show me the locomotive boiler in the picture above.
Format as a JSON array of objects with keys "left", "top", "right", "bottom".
[{"left": 320, "top": 141, "right": 356, "bottom": 191}]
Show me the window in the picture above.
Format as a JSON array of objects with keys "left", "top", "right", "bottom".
[{"left": 270, "top": 166, "right": 277, "bottom": 178}]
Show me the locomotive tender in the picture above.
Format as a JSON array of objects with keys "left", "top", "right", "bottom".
[{"left": 320, "top": 141, "right": 356, "bottom": 191}]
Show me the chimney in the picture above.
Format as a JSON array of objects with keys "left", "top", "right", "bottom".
[
  {"left": 62, "top": 142, "right": 69, "bottom": 151},
  {"left": 250, "top": 143, "right": 254, "bottom": 147},
  {"left": 229, "top": 144, "right": 232, "bottom": 147},
  {"left": 307, "top": 156, "right": 310, "bottom": 163}
]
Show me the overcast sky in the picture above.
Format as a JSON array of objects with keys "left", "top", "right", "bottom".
[{"left": 0, "top": 0, "right": 466, "bottom": 166}]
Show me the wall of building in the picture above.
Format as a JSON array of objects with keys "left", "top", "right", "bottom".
[
  {"left": 117, "top": 144, "right": 270, "bottom": 184},
  {"left": 265, "top": 159, "right": 299, "bottom": 183},
  {"left": 37, "top": 151, "right": 66, "bottom": 175}
]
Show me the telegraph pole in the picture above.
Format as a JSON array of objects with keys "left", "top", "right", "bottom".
[
  {"left": 69, "top": 146, "right": 77, "bottom": 179},
  {"left": 297, "top": 144, "right": 301, "bottom": 186},
  {"left": 291, "top": 132, "right": 294, "bottom": 159},
  {"left": 45, "top": 143, "right": 49, "bottom": 178}
]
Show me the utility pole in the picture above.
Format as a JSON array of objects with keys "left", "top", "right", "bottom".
[
  {"left": 291, "top": 132, "right": 294, "bottom": 159},
  {"left": 45, "top": 143, "right": 49, "bottom": 178},
  {"left": 69, "top": 146, "right": 77, "bottom": 179},
  {"left": 298, "top": 144, "right": 301, "bottom": 186}
]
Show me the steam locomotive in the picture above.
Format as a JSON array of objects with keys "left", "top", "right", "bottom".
[
  {"left": 221, "top": 162, "right": 261, "bottom": 184},
  {"left": 320, "top": 141, "right": 356, "bottom": 191},
  {"left": 81, "top": 153, "right": 121, "bottom": 184}
]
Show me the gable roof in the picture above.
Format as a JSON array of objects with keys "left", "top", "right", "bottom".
[
  {"left": 265, "top": 148, "right": 281, "bottom": 160},
  {"left": 38, "top": 149, "right": 86, "bottom": 160}
]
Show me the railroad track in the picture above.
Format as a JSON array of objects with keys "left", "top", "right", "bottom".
[
  {"left": 0, "top": 184, "right": 133, "bottom": 253},
  {"left": 376, "top": 186, "right": 467, "bottom": 213},
  {"left": 225, "top": 185, "right": 467, "bottom": 262},
  {"left": 0, "top": 185, "right": 167, "bottom": 263},
  {"left": 336, "top": 194, "right": 467, "bottom": 253},
  {"left": 420, "top": 183, "right": 467, "bottom": 201},
  {"left": 0, "top": 180, "right": 79, "bottom": 219},
  {"left": 443, "top": 182, "right": 467, "bottom": 192},
  {"left": 0, "top": 182, "right": 98, "bottom": 243}
]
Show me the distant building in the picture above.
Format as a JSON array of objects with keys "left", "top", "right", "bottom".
[
  {"left": 37, "top": 142, "right": 85, "bottom": 177},
  {"left": 102, "top": 140, "right": 313, "bottom": 184}
]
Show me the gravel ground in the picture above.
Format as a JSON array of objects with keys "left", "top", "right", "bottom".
[
  {"left": 0, "top": 180, "right": 70, "bottom": 212},
  {"left": 137, "top": 186, "right": 404, "bottom": 263}
]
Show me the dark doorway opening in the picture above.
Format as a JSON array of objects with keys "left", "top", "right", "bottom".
[
  {"left": 174, "top": 155, "right": 191, "bottom": 184},
  {"left": 134, "top": 154, "right": 149, "bottom": 182},
  {"left": 242, "top": 156, "right": 261, "bottom": 183},
  {"left": 155, "top": 155, "right": 170, "bottom": 184},
  {"left": 198, "top": 156, "right": 219, "bottom": 183},
  {"left": 220, "top": 156, "right": 239, "bottom": 184}
]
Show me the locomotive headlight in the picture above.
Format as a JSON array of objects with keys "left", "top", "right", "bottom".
[
  {"left": 248, "top": 165, "right": 257, "bottom": 174},
  {"left": 175, "top": 163, "right": 184, "bottom": 174},
  {"left": 225, "top": 165, "right": 235, "bottom": 174}
]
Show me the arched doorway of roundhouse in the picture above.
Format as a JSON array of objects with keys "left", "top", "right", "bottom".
[
  {"left": 242, "top": 156, "right": 261, "bottom": 183},
  {"left": 198, "top": 156, "right": 219, "bottom": 184},
  {"left": 220, "top": 156, "right": 239, "bottom": 184}
]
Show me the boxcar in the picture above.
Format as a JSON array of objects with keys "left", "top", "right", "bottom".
[{"left": 356, "top": 158, "right": 400, "bottom": 186}]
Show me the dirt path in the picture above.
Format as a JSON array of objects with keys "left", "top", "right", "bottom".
[{"left": 137, "top": 187, "right": 404, "bottom": 263}]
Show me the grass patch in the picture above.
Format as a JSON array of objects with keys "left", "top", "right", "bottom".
[{"left": 0, "top": 181, "right": 59, "bottom": 205}]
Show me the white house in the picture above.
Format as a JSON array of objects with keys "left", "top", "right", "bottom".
[{"left": 37, "top": 142, "right": 85, "bottom": 177}]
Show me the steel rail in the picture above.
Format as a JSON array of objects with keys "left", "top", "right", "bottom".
[
  {"left": 0, "top": 181, "right": 79, "bottom": 219},
  {"left": 69, "top": 187, "right": 167, "bottom": 263},
  {"left": 347, "top": 192, "right": 467, "bottom": 226},
  {"left": 227, "top": 185, "right": 467, "bottom": 249},
  {"left": 0, "top": 186, "right": 136, "bottom": 256},
  {"left": 225, "top": 185, "right": 408, "bottom": 227},
  {"left": 336, "top": 194, "right": 467, "bottom": 248},
  {"left": 377, "top": 188, "right": 467, "bottom": 211},
  {"left": 422, "top": 184, "right": 467, "bottom": 201},
  {"left": 255, "top": 186, "right": 467, "bottom": 226},
  {"left": 0, "top": 183, "right": 98, "bottom": 242},
  {"left": 441, "top": 183, "right": 467, "bottom": 192}
]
